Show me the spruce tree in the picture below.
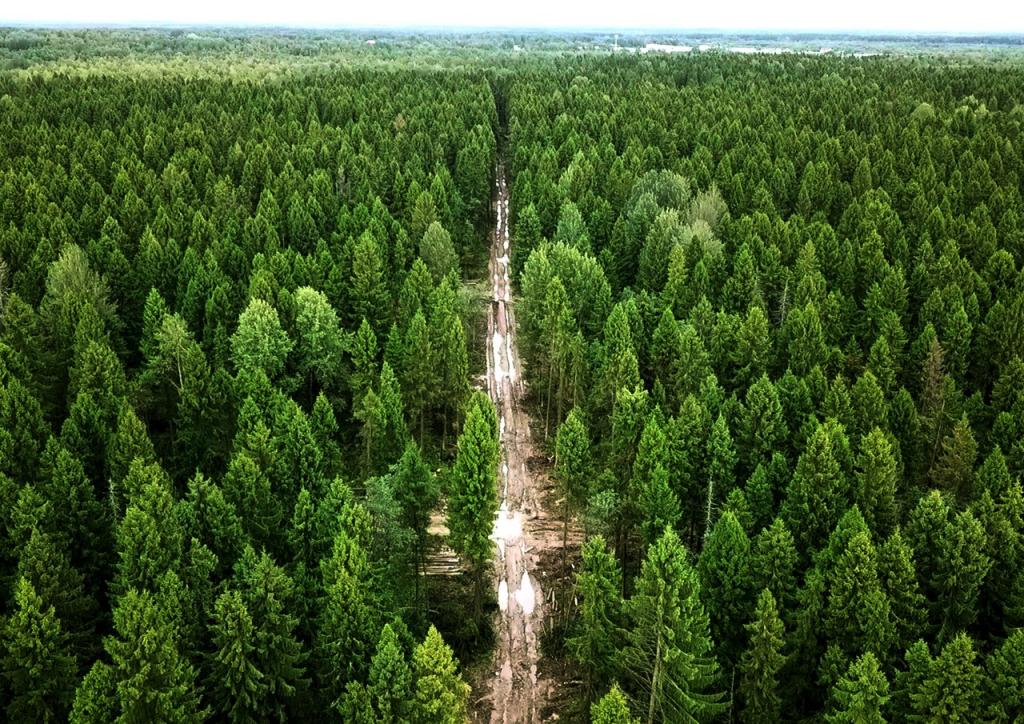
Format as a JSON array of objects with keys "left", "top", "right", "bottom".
[
  {"left": 402, "top": 309, "right": 436, "bottom": 443},
  {"left": 411, "top": 625, "right": 471, "bottom": 724},
  {"left": 738, "top": 588, "right": 786, "bottom": 724},
  {"left": 16, "top": 527, "right": 97, "bottom": 663},
  {"left": 782, "top": 420, "right": 848, "bottom": 556},
  {"left": 207, "top": 590, "right": 264, "bottom": 723},
  {"left": 623, "top": 527, "right": 725, "bottom": 724},
  {"left": 936, "top": 509, "right": 991, "bottom": 638},
  {"left": 555, "top": 408, "right": 592, "bottom": 558},
  {"left": 349, "top": 318, "right": 378, "bottom": 413},
  {"left": 105, "top": 589, "right": 204, "bottom": 722},
  {"left": 420, "top": 221, "right": 459, "bottom": 284},
  {"left": 568, "top": 536, "right": 625, "bottom": 702},
  {"left": 984, "top": 628, "right": 1024, "bottom": 721},
  {"left": 317, "top": 541, "right": 375, "bottom": 702},
  {"left": 877, "top": 529, "right": 927, "bottom": 653},
  {"left": 698, "top": 510, "right": 753, "bottom": 667},
  {"left": 749, "top": 517, "right": 799, "bottom": 618},
  {"left": 591, "top": 683, "right": 638, "bottom": 724},
  {"left": 854, "top": 428, "right": 900, "bottom": 537},
  {"left": 368, "top": 624, "right": 413, "bottom": 722},
  {"left": 930, "top": 414, "right": 978, "bottom": 502},
  {"left": 2, "top": 577, "right": 77, "bottom": 723},
  {"left": 234, "top": 548, "right": 307, "bottom": 719},
  {"left": 230, "top": 298, "right": 293, "bottom": 381},
  {"left": 447, "top": 391, "right": 499, "bottom": 628},
  {"left": 637, "top": 464, "right": 681, "bottom": 550},
  {"left": 911, "top": 633, "right": 983, "bottom": 720},
  {"left": 739, "top": 374, "right": 787, "bottom": 475},
  {"left": 704, "top": 414, "right": 737, "bottom": 539},
  {"left": 827, "top": 652, "right": 888, "bottom": 723},
  {"left": 437, "top": 313, "right": 469, "bottom": 450}
]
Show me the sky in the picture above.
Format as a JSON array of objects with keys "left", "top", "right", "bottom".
[{"left": 2, "top": 0, "right": 1022, "bottom": 34}]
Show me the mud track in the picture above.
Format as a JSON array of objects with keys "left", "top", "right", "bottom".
[{"left": 484, "top": 164, "right": 563, "bottom": 723}]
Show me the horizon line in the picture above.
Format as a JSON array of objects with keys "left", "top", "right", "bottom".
[{"left": 3, "top": 23, "right": 1024, "bottom": 37}]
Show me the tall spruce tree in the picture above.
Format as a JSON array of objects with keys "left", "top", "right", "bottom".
[
  {"left": 623, "top": 527, "right": 725, "bottom": 724},
  {"left": 827, "top": 652, "right": 888, "bottom": 723},
  {"left": 207, "top": 590, "right": 264, "bottom": 723},
  {"left": 739, "top": 588, "right": 786, "bottom": 724},
  {"left": 411, "top": 625, "right": 470, "bottom": 724},
  {"left": 447, "top": 391, "right": 499, "bottom": 628},
  {"left": 2, "top": 577, "right": 77, "bottom": 723},
  {"left": 568, "top": 536, "right": 625, "bottom": 703}
]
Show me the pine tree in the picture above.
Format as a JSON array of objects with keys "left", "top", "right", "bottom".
[
  {"left": 368, "top": 624, "right": 412, "bottom": 722},
  {"left": 411, "top": 625, "right": 471, "bottom": 724},
  {"left": 207, "top": 590, "right": 264, "bottom": 723},
  {"left": 911, "top": 633, "right": 983, "bottom": 720},
  {"left": 105, "top": 589, "right": 204, "bottom": 722},
  {"left": 234, "top": 548, "right": 307, "bottom": 719},
  {"left": 447, "top": 392, "right": 499, "bottom": 628},
  {"left": 1, "top": 577, "right": 77, "bottom": 723},
  {"left": 698, "top": 510, "right": 753, "bottom": 667},
  {"left": 827, "top": 652, "right": 888, "bottom": 723},
  {"left": 420, "top": 221, "right": 459, "bottom": 284},
  {"left": 877, "top": 529, "right": 927, "bottom": 653},
  {"left": 637, "top": 464, "right": 681, "bottom": 550},
  {"left": 930, "top": 414, "right": 978, "bottom": 501},
  {"left": 749, "top": 517, "right": 798, "bottom": 618},
  {"left": 555, "top": 409, "right": 592, "bottom": 560},
  {"left": 823, "top": 531, "right": 894, "bottom": 661},
  {"left": 568, "top": 536, "right": 625, "bottom": 702},
  {"left": 984, "top": 628, "right": 1024, "bottom": 721},
  {"left": 230, "top": 297, "right": 293, "bottom": 380},
  {"left": 854, "top": 428, "right": 900, "bottom": 537},
  {"left": 591, "top": 683, "right": 638, "bottom": 724},
  {"left": 739, "top": 589, "right": 786, "bottom": 724},
  {"left": 402, "top": 308, "right": 436, "bottom": 443},
  {"left": 623, "top": 527, "right": 725, "bottom": 723},
  {"left": 782, "top": 420, "right": 848, "bottom": 557}
]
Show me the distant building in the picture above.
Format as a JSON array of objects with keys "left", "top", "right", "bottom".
[
  {"left": 641, "top": 43, "right": 693, "bottom": 54},
  {"left": 366, "top": 39, "right": 377, "bottom": 46}
]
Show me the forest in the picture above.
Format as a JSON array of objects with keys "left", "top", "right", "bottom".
[{"left": 1, "top": 27, "right": 1024, "bottom": 723}]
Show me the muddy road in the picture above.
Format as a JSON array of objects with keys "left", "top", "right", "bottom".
[{"left": 484, "top": 164, "right": 563, "bottom": 723}]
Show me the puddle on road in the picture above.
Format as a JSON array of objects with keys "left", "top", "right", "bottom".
[{"left": 514, "top": 570, "right": 536, "bottom": 616}]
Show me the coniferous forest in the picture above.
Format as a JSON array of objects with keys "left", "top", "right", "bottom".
[{"left": 1, "top": 28, "right": 1024, "bottom": 723}]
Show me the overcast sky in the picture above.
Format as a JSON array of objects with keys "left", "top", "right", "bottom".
[{"left": 3, "top": 0, "right": 1022, "bottom": 34}]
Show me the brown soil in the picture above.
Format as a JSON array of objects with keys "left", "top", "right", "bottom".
[{"left": 473, "top": 164, "right": 583, "bottom": 723}]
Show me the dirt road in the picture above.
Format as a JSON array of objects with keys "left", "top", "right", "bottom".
[{"left": 485, "top": 164, "right": 557, "bottom": 723}]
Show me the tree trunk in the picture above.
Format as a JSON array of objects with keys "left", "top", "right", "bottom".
[
  {"left": 647, "top": 617, "right": 664, "bottom": 724},
  {"left": 562, "top": 500, "right": 570, "bottom": 574},
  {"left": 545, "top": 366, "right": 554, "bottom": 441}
]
